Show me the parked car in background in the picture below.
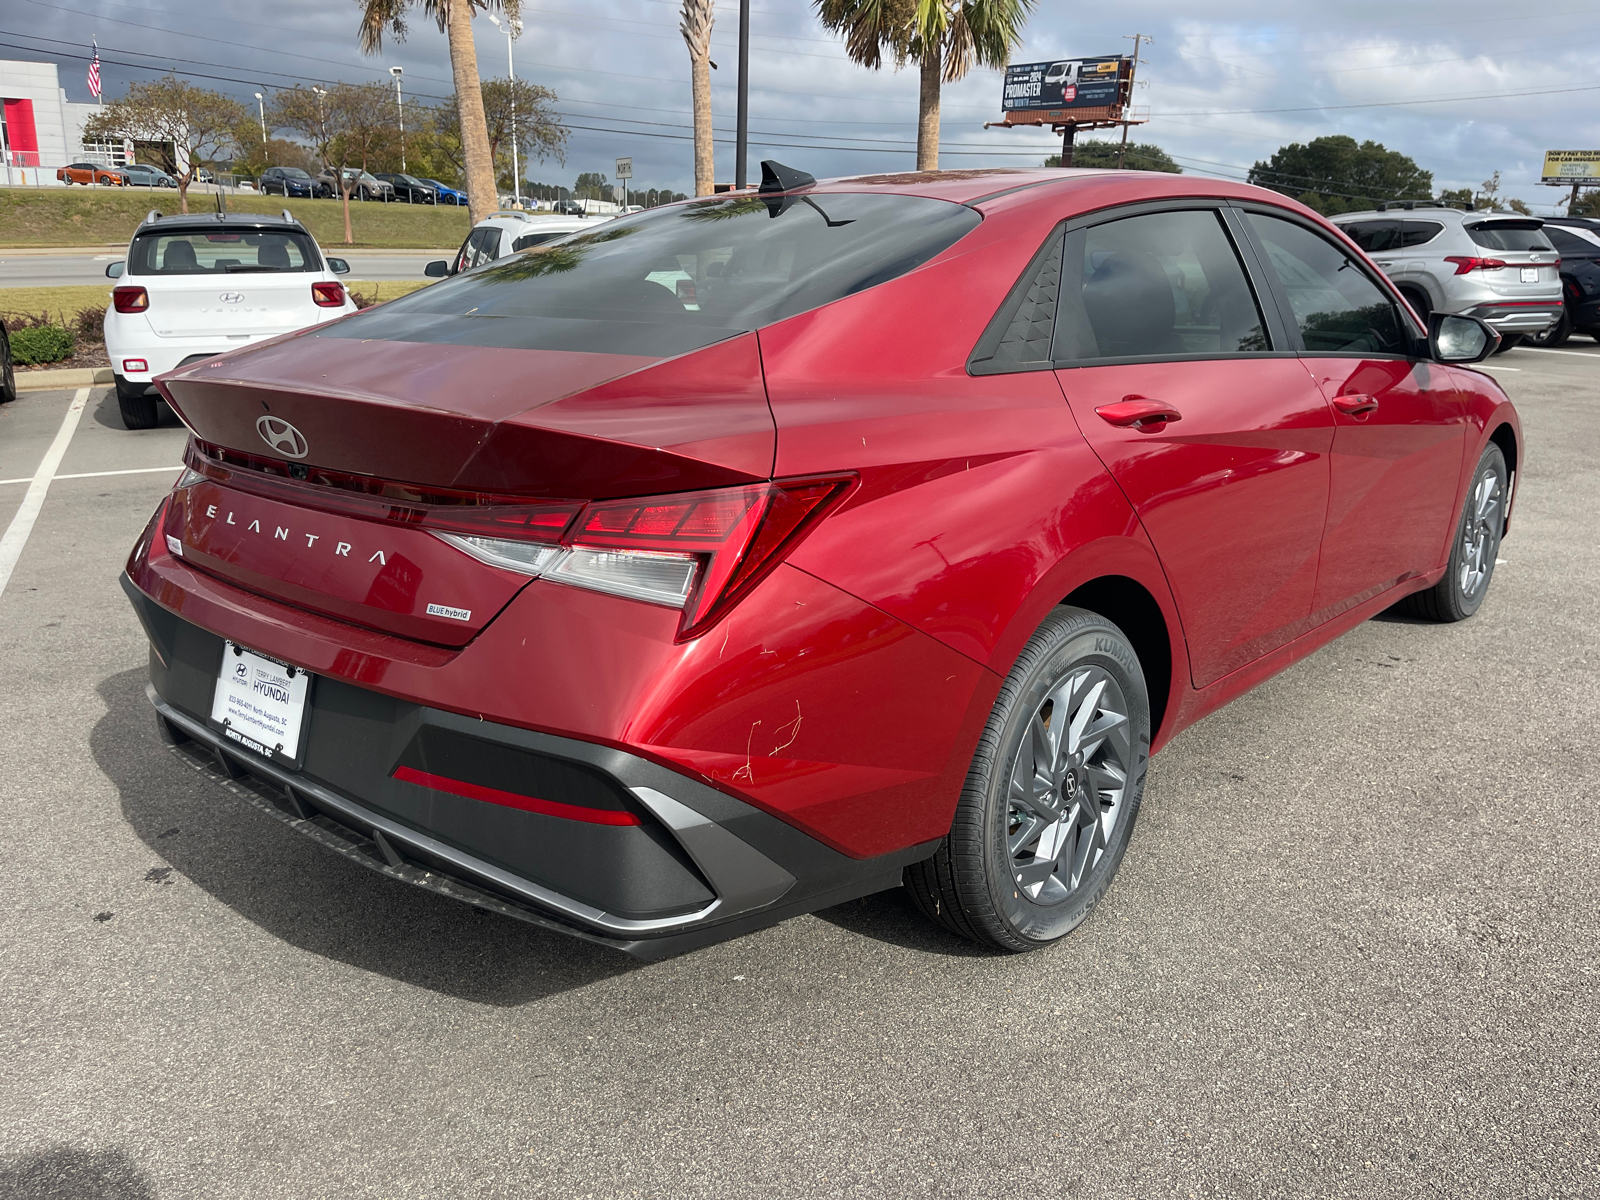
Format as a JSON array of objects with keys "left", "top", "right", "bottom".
[
  {"left": 102, "top": 210, "right": 356, "bottom": 430},
  {"left": 314, "top": 168, "right": 394, "bottom": 202},
  {"left": 123, "top": 164, "right": 178, "bottom": 189},
  {"left": 420, "top": 179, "right": 467, "bottom": 206},
  {"left": 259, "top": 167, "right": 316, "bottom": 199},
  {"left": 424, "top": 210, "right": 616, "bottom": 278},
  {"left": 374, "top": 173, "right": 438, "bottom": 204},
  {"left": 0, "top": 317, "right": 14, "bottom": 405},
  {"left": 129, "top": 166, "right": 1520, "bottom": 959},
  {"left": 1332, "top": 204, "right": 1562, "bottom": 351},
  {"left": 57, "top": 162, "right": 125, "bottom": 186},
  {"left": 195, "top": 167, "right": 216, "bottom": 184},
  {"left": 1530, "top": 216, "right": 1600, "bottom": 346}
]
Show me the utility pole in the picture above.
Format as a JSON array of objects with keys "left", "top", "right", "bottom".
[
  {"left": 1118, "top": 33, "right": 1150, "bottom": 170},
  {"left": 389, "top": 67, "right": 405, "bottom": 172},
  {"left": 735, "top": 0, "right": 750, "bottom": 188}
]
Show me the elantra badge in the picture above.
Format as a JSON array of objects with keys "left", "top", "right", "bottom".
[
  {"left": 256, "top": 415, "right": 308, "bottom": 459},
  {"left": 219, "top": 292, "right": 245, "bottom": 304}
]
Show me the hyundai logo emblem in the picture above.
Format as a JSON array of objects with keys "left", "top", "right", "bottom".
[
  {"left": 219, "top": 292, "right": 245, "bottom": 304},
  {"left": 256, "top": 415, "right": 308, "bottom": 459}
]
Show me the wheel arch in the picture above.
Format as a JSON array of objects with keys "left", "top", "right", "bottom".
[{"left": 1064, "top": 575, "right": 1175, "bottom": 745}]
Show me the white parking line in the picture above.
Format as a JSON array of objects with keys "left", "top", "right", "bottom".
[
  {"left": 1521, "top": 347, "right": 1600, "bottom": 358},
  {"left": 0, "top": 464, "right": 182, "bottom": 487},
  {"left": 1479, "top": 364, "right": 1521, "bottom": 371},
  {"left": 0, "top": 388, "right": 90, "bottom": 601}
]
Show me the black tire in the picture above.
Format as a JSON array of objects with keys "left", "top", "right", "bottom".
[
  {"left": 114, "top": 375, "right": 160, "bottom": 430},
  {"left": 905, "top": 606, "right": 1151, "bottom": 952},
  {"left": 1397, "top": 443, "right": 1507, "bottom": 622},
  {"left": 1528, "top": 307, "right": 1572, "bottom": 348},
  {"left": 1492, "top": 333, "right": 1522, "bottom": 354},
  {"left": 0, "top": 323, "right": 15, "bottom": 404},
  {"left": 1400, "top": 286, "right": 1432, "bottom": 326}
]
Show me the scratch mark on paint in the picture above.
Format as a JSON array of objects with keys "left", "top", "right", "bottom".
[
  {"left": 720, "top": 620, "right": 732, "bottom": 660},
  {"left": 732, "top": 720, "right": 762, "bottom": 784},
  {"left": 769, "top": 702, "right": 802, "bottom": 756}
]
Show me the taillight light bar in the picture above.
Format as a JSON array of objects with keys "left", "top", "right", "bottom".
[
  {"left": 1443, "top": 256, "right": 1507, "bottom": 275},
  {"left": 112, "top": 285, "right": 149, "bottom": 312},
  {"left": 312, "top": 281, "right": 346, "bottom": 307}
]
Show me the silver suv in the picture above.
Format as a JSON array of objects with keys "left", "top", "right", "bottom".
[{"left": 1331, "top": 204, "right": 1562, "bottom": 350}]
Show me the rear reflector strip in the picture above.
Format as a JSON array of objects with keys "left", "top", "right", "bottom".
[{"left": 391, "top": 764, "right": 640, "bottom": 826}]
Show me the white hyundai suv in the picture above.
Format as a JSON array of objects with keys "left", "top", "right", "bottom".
[{"left": 105, "top": 210, "right": 357, "bottom": 429}]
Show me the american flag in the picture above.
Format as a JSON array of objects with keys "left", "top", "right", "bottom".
[{"left": 87, "top": 42, "right": 101, "bottom": 98}]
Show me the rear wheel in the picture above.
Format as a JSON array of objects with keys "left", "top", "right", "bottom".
[
  {"left": 1528, "top": 308, "right": 1571, "bottom": 348},
  {"left": 1, "top": 325, "right": 16, "bottom": 404},
  {"left": 1398, "top": 443, "right": 1506, "bottom": 622},
  {"left": 906, "top": 607, "right": 1150, "bottom": 951},
  {"left": 115, "top": 375, "right": 159, "bottom": 430}
]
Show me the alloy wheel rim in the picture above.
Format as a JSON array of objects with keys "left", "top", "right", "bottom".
[
  {"left": 1005, "top": 665, "right": 1133, "bottom": 908},
  {"left": 1459, "top": 470, "right": 1503, "bottom": 599}
]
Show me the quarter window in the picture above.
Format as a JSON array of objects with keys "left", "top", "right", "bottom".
[
  {"left": 1244, "top": 213, "right": 1410, "bottom": 356},
  {"left": 1054, "top": 209, "right": 1269, "bottom": 361},
  {"left": 1399, "top": 220, "right": 1444, "bottom": 248}
]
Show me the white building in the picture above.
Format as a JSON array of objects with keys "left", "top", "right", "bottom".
[{"left": 0, "top": 58, "right": 119, "bottom": 185}]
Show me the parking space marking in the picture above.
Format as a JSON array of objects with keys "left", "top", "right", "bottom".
[
  {"left": 0, "top": 388, "right": 91, "bottom": 601},
  {"left": 1479, "top": 364, "right": 1521, "bottom": 371},
  {"left": 1521, "top": 347, "right": 1600, "bottom": 358},
  {"left": 0, "top": 464, "right": 182, "bottom": 487}
]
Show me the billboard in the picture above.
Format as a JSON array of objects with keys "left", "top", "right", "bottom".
[
  {"left": 1541, "top": 151, "right": 1600, "bottom": 184},
  {"left": 1003, "top": 56, "right": 1126, "bottom": 112}
]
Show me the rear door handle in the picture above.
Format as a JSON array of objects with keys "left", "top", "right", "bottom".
[
  {"left": 1332, "top": 394, "right": 1379, "bottom": 416},
  {"left": 1095, "top": 397, "right": 1183, "bottom": 429}
]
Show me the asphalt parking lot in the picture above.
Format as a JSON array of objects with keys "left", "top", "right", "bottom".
[{"left": 0, "top": 344, "right": 1595, "bottom": 1198}]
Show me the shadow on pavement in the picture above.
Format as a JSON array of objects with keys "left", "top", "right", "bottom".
[
  {"left": 811, "top": 888, "right": 997, "bottom": 958},
  {"left": 91, "top": 667, "right": 636, "bottom": 1006},
  {"left": 89, "top": 390, "right": 179, "bottom": 432},
  {"left": 0, "top": 1146, "right": 155, "bottom": 1199}
]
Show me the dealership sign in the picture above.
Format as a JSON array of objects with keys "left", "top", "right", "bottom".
[
  {"left": 1541, "top": 151, "right": 1600, "bottom": 184},
  {"left": 1003, "top": 56, "right": 1127, "bottom": 113}
]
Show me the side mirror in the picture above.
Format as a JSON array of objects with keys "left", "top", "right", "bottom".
[
  {"left": 105, "top": 261, "right": 125, "bottom": 279},
  {"left": 326, "top": 257, "right": 350, "bottom": 275},
  {"left": 424, "top": 260, "right": 450, "bottom": 278},
  {"left": 1430, "top": 312, "right": 1499, "bottom": 364}
]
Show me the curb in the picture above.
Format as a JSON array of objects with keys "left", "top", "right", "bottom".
[{"left": 15, "top": 367, "right": 113, "bottom": 391}]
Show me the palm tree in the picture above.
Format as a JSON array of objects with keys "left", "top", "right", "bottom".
[
  {"left": 355, "top": 0, "right": 516, "bottom": 222},
  {"left": 679, "top": 0, "right": 715, "bottom": 196},
  {"left": 816, "top": 0, "right": 1034, "bottom": 171}
]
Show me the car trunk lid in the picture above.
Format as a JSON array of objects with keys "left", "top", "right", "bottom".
[{"left": 139, "top": 272, "right": 328, "bottom": 338}]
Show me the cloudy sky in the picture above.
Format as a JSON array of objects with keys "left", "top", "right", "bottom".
[{"left": 7, "top": 0, "right": 1594, "bottom": 212}]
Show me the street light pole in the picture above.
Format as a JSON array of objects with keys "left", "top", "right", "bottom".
[
  {"left": 389, "top": 67, "right": 405, "bottom": 172},
  {"left": 254, "top": 92, "right": 266, "bottom": 146},
  {"left": 488, "top": 14, "right": 523, "bottom": 208},
  {"left": 735, "top": 0, "right": 750, "bottom": 188}
]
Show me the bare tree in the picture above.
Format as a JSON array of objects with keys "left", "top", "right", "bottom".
[
  {"left": 272, "top": 83, "right": 395, "bottom": 244},
  {"left": 680, "top": 0, "right": 715, "bottom": 196},
  {"left": 356, "top": 0, "right": 519, "bottom": 223},
  {"left": 82, "top": 74, "right": 246, "bottom": 213}
]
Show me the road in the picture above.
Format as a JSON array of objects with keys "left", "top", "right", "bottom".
[
  {"left": 0, "top": 249, "right": 455, "bottom": 288},
  {"left": 0, "top": 344, "right": 1595, "bottom": 1198}
]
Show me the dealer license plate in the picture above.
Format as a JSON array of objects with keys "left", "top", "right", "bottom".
[
  {"left": 1520, "top": 267, "right": 1540, "bottom": 283},
  {"left": 210, "top": 641, "right": 311, "bottom": 765}
]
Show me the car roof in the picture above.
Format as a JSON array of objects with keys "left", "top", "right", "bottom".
[{"left": 135, "top": 212, "right": 310, "bottom": 235}]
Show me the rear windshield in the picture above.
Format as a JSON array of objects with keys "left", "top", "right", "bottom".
[
  {"left": 325, "top": 192, "right": 982, "bottom": 357},
  {"left": 128, "top": 230, "right": 320, "bottom": 275},
  {"left": 1465, "top": 222, "right": 1553, "bottom": 252}
]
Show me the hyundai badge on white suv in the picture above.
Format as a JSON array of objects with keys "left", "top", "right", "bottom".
[{"left": 104, "top": 210, "right": 356, "bottom": 429}]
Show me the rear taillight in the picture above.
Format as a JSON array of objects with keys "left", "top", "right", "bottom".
[
  {"left": 431, "top": 478, "right": 852, "bottom": 638},
  {"left": 113, "top": 286, "right": 149, "bottom": 313},
  {"left": 312, "top": 281, "right": 345, "bottom": 307},
  {"left": 122, "top": 358, "right": 149, "bottom": 373},
  {"left": 1444, "top": 256, "right": 1507, "bottom": 275}
]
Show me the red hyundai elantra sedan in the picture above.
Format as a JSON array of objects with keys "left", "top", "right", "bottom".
[{"left": 124, "top": 163, "right": 1519, "bottom": 958}]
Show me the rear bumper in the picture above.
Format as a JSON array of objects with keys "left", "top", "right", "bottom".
[
  {"left": 124, "top": 574, "right": 935, "bottom": 958},
  {"left": 1464, "top": 302, "right": 1563, "bottom": 333}
]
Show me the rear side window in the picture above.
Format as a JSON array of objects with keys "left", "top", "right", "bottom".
[
  {"left": 1342, "top": 220, "right": 1401, "bottom": 253},
  {"left": 1244, "top": 212, "right": 1410, "bottom": 356},
  {"left": 337, "top": 193, "right": 981, "bottom": 357},
  {"left": 457, "top": 227, "right": 502, "bottom": 272},
  {"left": 1543, "top": 227, "right": 1599, "bottom": 254},
  {"left": 128, "top": 230, "right": 318, "bottom": 275},
  {"left": 1400, "top": 220, "right": 1444, "bottom": 247},
  {"left": 1055, "top": 209, "right": 1269, "bottom": 361},
  {"left": 1465, "top": 222, "right": 1553, "bottom": 252}
]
